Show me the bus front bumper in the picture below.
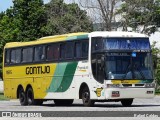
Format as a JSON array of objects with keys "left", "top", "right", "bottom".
[{"left": 105, "top": 87, "right": 155, "bottom": 99}]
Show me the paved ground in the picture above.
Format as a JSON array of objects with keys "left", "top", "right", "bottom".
[
  {"left": 0, "top": 96, "right": 160, "bottom": 111},
  {"left": 0, "top": 96, "right": 160, "bottom": 119}
]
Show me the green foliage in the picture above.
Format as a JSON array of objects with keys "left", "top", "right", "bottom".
[
  {"left": 0, "top": 0, "right": 93, "bottom": 77},
  {"left": 44, "top": 0, "right": 93, "bottom": 35},
  {"left": 11, "top": 0, "right": 47, "bottom": 41},
  {"left": 117, "top": 0, "right": 160, "bottom": 35},
  {"left": 151, "top": 42, "right": 160, "bottom": 88},
  {"left": 0, "top": 0, "right": 48, "bottom": 77}
]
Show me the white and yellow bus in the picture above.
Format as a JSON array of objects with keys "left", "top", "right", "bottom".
[{"left": 3, "top": 31, "right": 155, "bottom": 106}]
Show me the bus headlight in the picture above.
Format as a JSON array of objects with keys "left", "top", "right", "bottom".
[
  {"left": 107, "top": 84, "right": 121, "bottom": 88},
  {"left": 145, "top": 83, "right": 155, "bottom": 88}
]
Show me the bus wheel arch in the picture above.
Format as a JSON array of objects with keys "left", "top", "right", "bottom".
[
  {"left": 79, "top": 83, "right": 88, "bottom": 99},
  {"left": 79, "top": 83, "right": 95, "bottom": 107},
  {"left": 26, "top": 84, "right": 32, "bottom": 92},
  {"left": 17, "top": 85, "right": 28, "bottom": 106}
]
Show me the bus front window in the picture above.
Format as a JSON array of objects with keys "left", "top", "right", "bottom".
[{"left": 105, "top": 52, "right": 153, "bottom": 80}]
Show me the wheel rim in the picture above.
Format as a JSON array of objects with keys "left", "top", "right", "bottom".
[{"left": 83, "top": 91, "right": 90, "bottom": 104}]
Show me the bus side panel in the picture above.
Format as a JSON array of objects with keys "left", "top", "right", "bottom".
[
  {"left": 33, "top": 77, "right": 53, "bottom": 99},
  {"left": 3, "top": 63, "right": 56, "bottom": 99},
  {"left": 45, "top": 62, "right": 81, "bottom": 99},
  {"left": 24, "top": 63, "right": 57, "bottom": 99},
  {"left": 46, "top": 62, "right": 78, "bottom": 93},
  {"left": 4, "top": 79, "right": 12, "bottom": 98}
]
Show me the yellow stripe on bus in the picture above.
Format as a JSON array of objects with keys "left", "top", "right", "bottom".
[{"left": 112, "top": 80, "right": 141, "bottom": 84}]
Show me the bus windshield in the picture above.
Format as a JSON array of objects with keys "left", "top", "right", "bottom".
[{"left": 105, "top": 52, "right": 153, "bottom": 80}]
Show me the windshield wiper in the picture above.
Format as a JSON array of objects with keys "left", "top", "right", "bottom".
[
  {"left": 123, "top": 64, "right": 132, "bottom": 79},
  {"left": 133, "top": 64, "right": 145, "bottom": 79},
  {"left": 123, "top": 64, "right": 145, "bottom": 79}
]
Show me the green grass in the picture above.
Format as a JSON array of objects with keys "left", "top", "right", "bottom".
[{"left": 0, "top": 93, "right": 9, "bottom": 101}]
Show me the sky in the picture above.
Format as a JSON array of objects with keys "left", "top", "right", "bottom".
[
  {"left": 0, "top": 0, "right": 160, "bottom": 47},
  {"left": 0, "top": 0, "right": 13, "bottom": 12},
  {"left": 0, "top": 0, "right": 50, "bottom": 12}
]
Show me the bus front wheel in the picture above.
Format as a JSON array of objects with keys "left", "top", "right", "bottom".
[
  {"left": 121, "top": 99, "right": 133, "bottom": 107},
  {"left": 82, "top": 87, "right": 94, "bottom": 107},
  {"left": 19, "top": 88, "right": 28, "bottom": 106}
]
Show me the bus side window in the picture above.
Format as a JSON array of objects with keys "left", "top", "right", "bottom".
[
  {"left": 5, "top": 50, "right": 10, "bottom": 64},
  {"left": 47, "top": 44, "right": 59, "bottom": 61},
  {"left": 82, "top": 41, "right": 89, "bottom": 58},
  {"left": 47, "top": 45, "right": 54, "bottom": 60},
  {"left": 91, "top": 37, "right": 103, "bottom": 52},
  {"left": 53, "top": 44, "right": 59, "bottom": 60},
  {"left": 75, "top": 42, "right": 81, "bottom": 58},
  {"left": 34, "top": 46, "right": 45, "bottom": 62},
  {"left": 60, "top": 44, "right": 65, "bottom": 59},
  {"left": 11, "top": 49, "right": 21, "bottom": 64},
  {"left": 22, "top": 47, "right": 33, "bottom": 63},
  {"left": 11, "top": 50, "right": 16, "bottom": 63},
  {"left": 66, "top": 42, "right": 74, "bottom": 59}
]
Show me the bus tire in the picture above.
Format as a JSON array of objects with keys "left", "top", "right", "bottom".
[
  {"left": 82, "top": 87, "right": 94, "bottom": 107},
  {"left": 19, "top": 88, "right": 28, "bottom": 106},
  {"left": 54, "top": 99, "right": 74, "bottom": 106},
  {"left": 121, "top": 99, "right": 133, "bottom": 107},
  {"left": 26, "top": 87, "right": 35, "bottom": 105}
]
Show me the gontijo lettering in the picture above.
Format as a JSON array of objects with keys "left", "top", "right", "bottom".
[{"left": 26, "top": 66, "right": 50, "bottom": 75}]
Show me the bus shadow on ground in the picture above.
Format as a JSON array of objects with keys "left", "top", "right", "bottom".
[{"left": 40, "top": 103, "right": 160, "bottom": 108}]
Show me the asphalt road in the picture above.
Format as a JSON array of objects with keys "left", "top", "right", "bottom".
[{"left": 0, "top": 96, "right": 160, "bottom": 119}]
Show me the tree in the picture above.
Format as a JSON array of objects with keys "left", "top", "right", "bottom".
[
  {"left": 151, "top": 42, "right": 160, "bottom": 89},
  {"left": 11, "top": 0, "right": 47, "bottom": 41},
  {"left": 45, "top": 0, "right": 93, "bottom": 35},
  {"left": 117, "top": 0, "right": 160, "bottom": 35},
  {"left": 0, "top": 0, "right": 47, "bottom": 76},
  {"left": 78, "top": 0, "right": 122, "bottom": 31}
]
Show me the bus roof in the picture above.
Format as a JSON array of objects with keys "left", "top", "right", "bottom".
[
  {"left": 4, "top": 31, "right": 148, "bottom": 48},
  {"left": 4, "top": 32, "right": 88, "bottom": 48},
  {"left": 89, "top": 31, "right": 148, "bottom": 38}
]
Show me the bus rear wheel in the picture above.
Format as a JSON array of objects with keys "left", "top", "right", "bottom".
[
  {"left": 54, "top": 99, "right": 74, "bottom": 106},
  {"left": 82, "top": 87, "right": 94, "bottom": 107},
  {"left": 121, "top": 99, "right": 133, "bottom": 107},
  {"left": 19, "top": 88, "right": 28, "bottom": 106},
  {"left": 26, "top": 87, "right": 43, "bottom": 105},
  {"left": 27, "top": 87, "right": 35, "bottom": 105}
]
